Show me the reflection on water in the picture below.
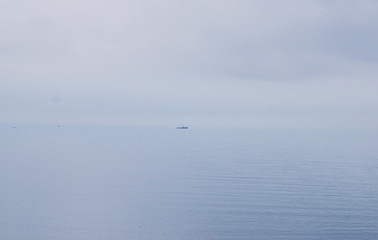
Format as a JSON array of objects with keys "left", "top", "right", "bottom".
[{"left": 1, "top": 125, "right": 378, "bottom": 239}]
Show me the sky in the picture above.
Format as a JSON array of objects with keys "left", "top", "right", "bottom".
[{"left": 1, "top": 0, "right": 378, "bottom": 129}]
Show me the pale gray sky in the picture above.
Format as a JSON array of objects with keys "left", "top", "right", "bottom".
[{"left": 1, "top": 0, "right": 378, "bottom": 129}]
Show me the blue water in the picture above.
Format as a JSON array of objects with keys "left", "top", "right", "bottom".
[{"left": 1, "top": 125, "right": 378, "bottom": 239}]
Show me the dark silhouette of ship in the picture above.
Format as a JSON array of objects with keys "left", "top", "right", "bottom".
[{"left": 176, "top": 126, "right": 189, "bottom": 129}]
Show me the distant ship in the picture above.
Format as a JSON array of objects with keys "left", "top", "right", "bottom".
[{"left": 176, "top": 126, "right": 189, "bottom": 129}]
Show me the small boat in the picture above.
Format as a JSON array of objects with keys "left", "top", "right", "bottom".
[{"left": 176, "top": 126, "right": 189, "bottom": 129}]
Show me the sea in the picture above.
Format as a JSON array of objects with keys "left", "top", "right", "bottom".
[{"left": 1, "top": 124, "right": 378, "bottom": 240}]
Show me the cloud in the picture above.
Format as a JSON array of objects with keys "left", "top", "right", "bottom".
[{"left": 2, "top": 0, "right": 378, "bottom": 79}]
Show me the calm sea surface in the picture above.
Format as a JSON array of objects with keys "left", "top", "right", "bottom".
[{"left": 1, "top": 125, "right": 378, "bottom": 239}]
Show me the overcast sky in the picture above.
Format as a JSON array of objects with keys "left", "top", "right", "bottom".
[{"left": 1, "top": 0, "right": 378, "bottom": 129}]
